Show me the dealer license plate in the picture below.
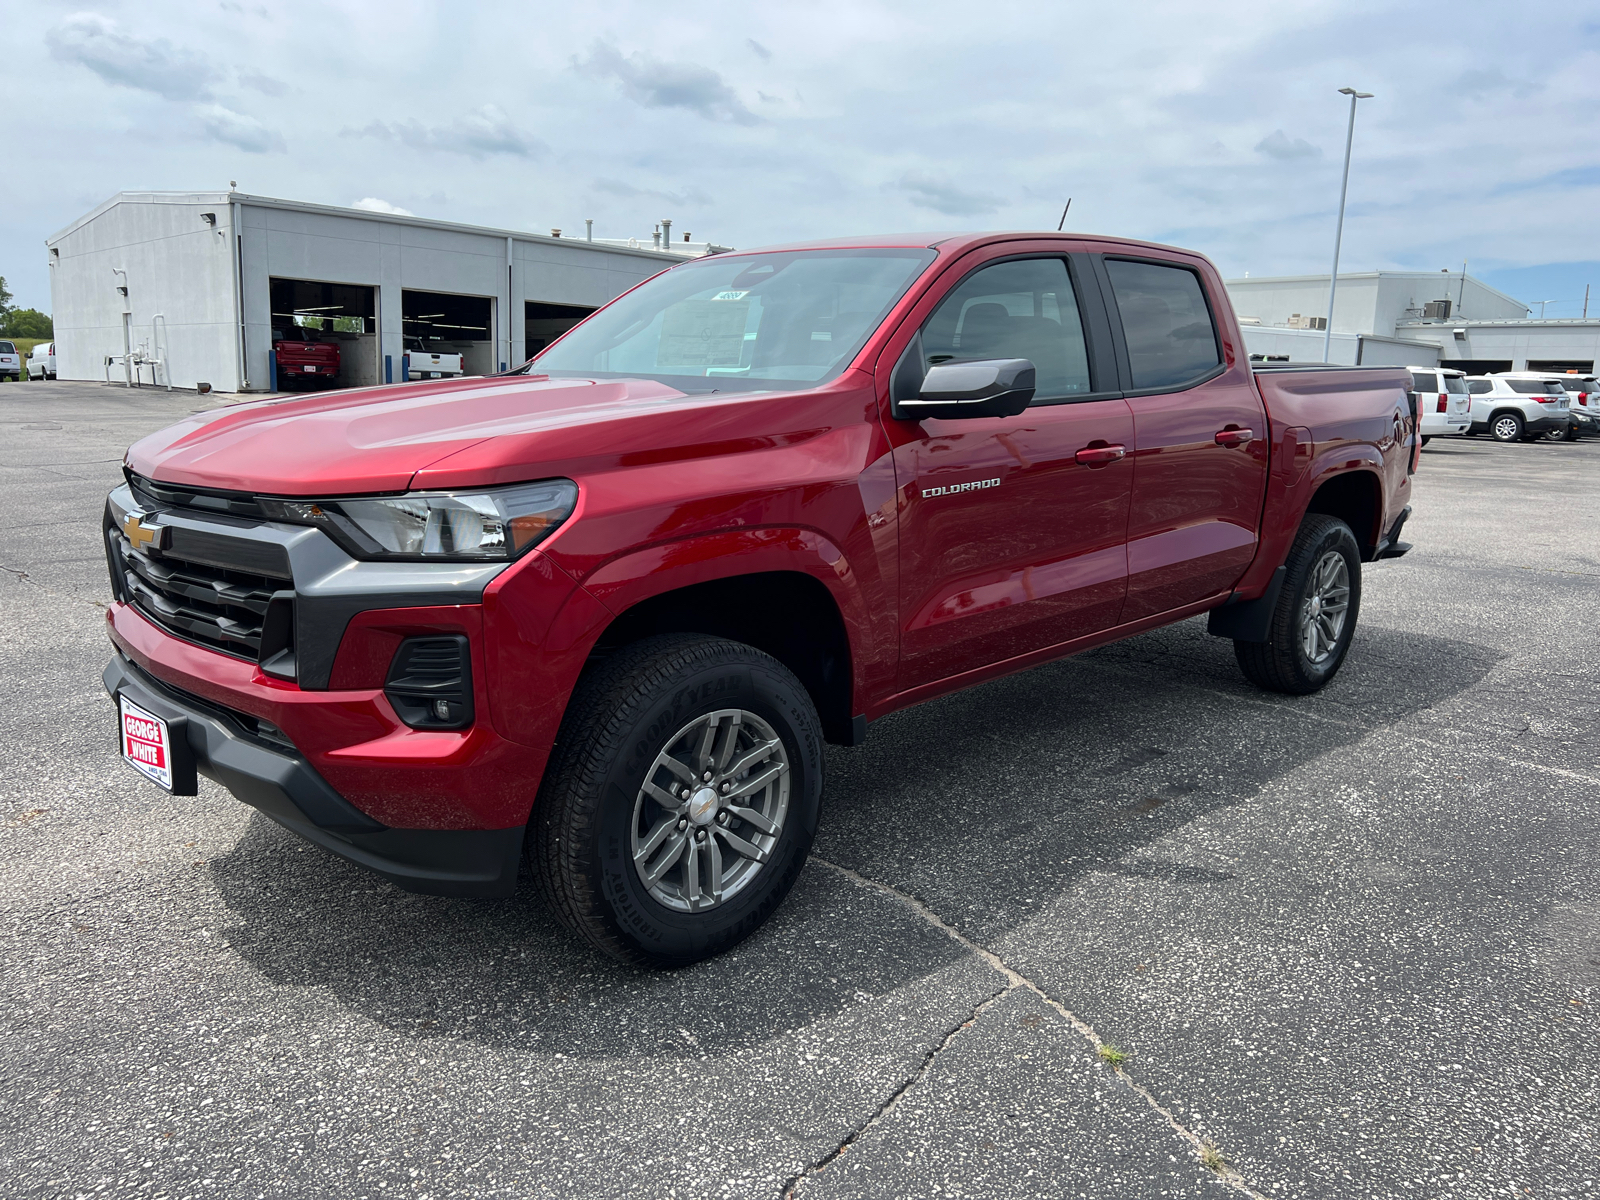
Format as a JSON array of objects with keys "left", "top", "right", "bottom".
[
  {"left": 119, "top": 696, "right": 174, "bottom": 791},
  {"left": 303, "top": 364, "right": 316, "bottom": 373}
]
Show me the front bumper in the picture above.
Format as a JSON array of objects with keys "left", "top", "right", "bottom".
[{"left": 104, "top": 650, "right": 525, "bottom": 896}]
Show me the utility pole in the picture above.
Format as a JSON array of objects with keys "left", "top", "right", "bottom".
[
  {"left": 1585, "top": 284, "right": 1590, "bottom": 319},
  {"left": 1323, "top": 88, "right": 1374, "bottom": 362}
]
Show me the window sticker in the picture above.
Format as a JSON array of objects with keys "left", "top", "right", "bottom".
[{"left": 658, "top": 300, "right": 750, "bottom": 368}]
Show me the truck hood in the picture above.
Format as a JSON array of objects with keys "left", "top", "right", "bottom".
[{"left": 127, "top": 375, "right": 697, "bottom": 495}]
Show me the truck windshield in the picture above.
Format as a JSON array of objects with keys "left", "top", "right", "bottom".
[{"left": 522, "top": 248, "right": 936, "bottom": 392}]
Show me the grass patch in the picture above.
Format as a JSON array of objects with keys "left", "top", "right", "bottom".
[
  {"left": 1199, "top": 1142, "right": 1228, "bottom": 1173},
  {"left": 1097, "top": 1042, "right": 1129, "bottom": 1068}
]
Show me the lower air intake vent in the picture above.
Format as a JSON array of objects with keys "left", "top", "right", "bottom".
[{"left": 385, "top": 636, "right": 474, "bottom": 730}]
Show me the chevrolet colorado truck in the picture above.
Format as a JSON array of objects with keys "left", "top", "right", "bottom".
[{"left": 102, "top": 232, "right": 1415, "bottom": 966}]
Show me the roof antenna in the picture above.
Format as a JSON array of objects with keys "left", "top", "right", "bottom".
[{"left": 1057, "top": 198, "right": 1072, "bottom": 231}]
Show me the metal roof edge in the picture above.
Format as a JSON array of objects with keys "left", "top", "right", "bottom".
[{"left": 47, "top": 190, "right": 692, "bottom": 263}]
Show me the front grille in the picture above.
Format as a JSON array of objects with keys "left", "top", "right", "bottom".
[{"left": 110, "top": 524, "right": 293, "bottom": 663}]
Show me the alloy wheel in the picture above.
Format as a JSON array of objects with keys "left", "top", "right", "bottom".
[
  {"left": 631, "top": 708, "right": 791, "bottom": 913},
  {"left": 1299, "top": 550, "right": 1351, "bottom": 666}
]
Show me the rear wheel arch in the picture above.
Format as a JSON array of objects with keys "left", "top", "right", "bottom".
[{"left": 1304, "top": 469, "right": 1381, "bottom": 559}]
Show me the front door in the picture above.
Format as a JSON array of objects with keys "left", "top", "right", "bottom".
[
  {"left": 885, "top": 252, "right": 1135, "bottom": 693},
  {"left": 1096, "top": 255, "right": 1269, "bottom": 621}
]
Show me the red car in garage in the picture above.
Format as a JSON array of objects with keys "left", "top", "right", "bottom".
[{"left": 273, "top": 327, "right": 340, "bottom": 389}]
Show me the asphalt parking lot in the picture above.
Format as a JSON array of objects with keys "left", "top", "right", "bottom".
[{"left": 2, "top": 379, "right": 1596, "bottom": 1200}]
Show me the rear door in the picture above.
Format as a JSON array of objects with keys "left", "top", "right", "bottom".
[
  {"left": 1092, "top": 253, "right": 1269, "bottom": 621},
  {"left": 882, "top": 245, "right": 1135, "bottom": 692}
]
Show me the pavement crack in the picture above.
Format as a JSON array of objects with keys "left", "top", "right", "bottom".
[
  {"left": 808, "top": 856, "right": 1269, "bottom": 1199},
  {"left": 779, "top": 980, "right": 1008, "bottom": 1199}
]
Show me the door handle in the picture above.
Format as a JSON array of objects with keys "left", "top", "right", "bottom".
[
  {"left": 1214, "top": 427, "right": 1254, "bottom": 447},
  {"left": 1074, "top": 444, "right": 1126, "bottom": 466}
]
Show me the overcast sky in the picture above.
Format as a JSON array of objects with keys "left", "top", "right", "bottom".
[{"left": 4, "top": 0, "right": 1598, "bottom": 315}]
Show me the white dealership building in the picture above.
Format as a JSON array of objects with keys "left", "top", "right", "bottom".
[
  {"left": 1225, "top": 270, "right": 1600, "bottom": 373},
  {"left": 45, "top": 191, "right": 709, "bottom": 393}
]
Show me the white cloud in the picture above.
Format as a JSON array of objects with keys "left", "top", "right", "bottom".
[
  {"left": 1255, "top": 129, "right": 1320, "bottom": 160},
  {"left": 351, "top": 197, "right": 415, "bottom": 216},
  {"left": 346, "top": 104, "right": 545, "bottom": 159},
  {"left": 576, "top": 41, "right": 759, "bottom": 124},
  {"left": 197, "top": 104, "right": 286, "bottom": 154},
  {"left": 894, "top": 174, "right": 1000, "bottom": 217},
  {"left": 46, "top": 12, "right": 217, "bottom": 100}
]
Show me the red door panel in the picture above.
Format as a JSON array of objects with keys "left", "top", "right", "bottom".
[
  {"left": 1099, "top": 254, "right": 1268, "bottom": 621},
  {"left": 894, "top": 400, "right": 1134, "bottom": 689},
  {"left": 1123, "top": 382, "right": 1268, "bottom": 619}
]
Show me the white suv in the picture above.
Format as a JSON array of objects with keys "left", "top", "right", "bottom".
[
  {"left": 1465, "top": 374, "right": 1571, "bottom": 442},
  {"left": 0, "top": 340, "right": 20, "bottom": 382},
  {"left": 1407, "top": 367, "right": 1471, "bottom": 443}
]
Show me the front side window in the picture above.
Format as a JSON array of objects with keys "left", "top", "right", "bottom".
[
  {"left": 1104, "top": 259, "right": 1222, "bottom": 390},
  {"left": 916, "top": 258, "right": 1092, "bottom": 400},
  {"left": 1411, "top": 372, "right": 1438, "bottom": 392},
  {"left": 528, "top": 248, "right": 935, "bottom": 393}
]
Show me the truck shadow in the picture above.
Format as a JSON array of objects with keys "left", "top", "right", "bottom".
[{"left": 209, "top": 617, "right": 1498, "bottom": 1059}]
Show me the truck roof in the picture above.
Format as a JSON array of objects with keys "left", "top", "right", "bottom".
[{"left": 707, "top": 230, "right": 1211, "bottom": 260}]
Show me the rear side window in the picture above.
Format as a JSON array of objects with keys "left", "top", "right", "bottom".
[
  {"left": 1410, "top": 372, "right": 1438, "bottom": 391},
  {"left": 1444, "top": 375, "right": 1468, "bottom": 394},
  {"left": 1506, "top": 379, "right": 1554, "bottom": 394},
  {"left": 1104, "top": 259, "right": 1221, "bottom": 390},
  {"left": 919, "top": 258, "right": 1092, "bottom": 400},
  {"left": 1467, "top": 380, "right": 1491, "bottom": 394}
]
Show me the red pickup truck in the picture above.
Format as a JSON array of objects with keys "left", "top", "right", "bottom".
[
  {"left": 272, "top": 327, "right": 341, "bottom": 389},
  {"left": 103, "top": 232, "right": 1414, "bottom": 966}
]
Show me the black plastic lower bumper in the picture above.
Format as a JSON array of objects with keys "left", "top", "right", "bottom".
[{"left": 103, "top": 653, "right": 524, "bottom": 897}]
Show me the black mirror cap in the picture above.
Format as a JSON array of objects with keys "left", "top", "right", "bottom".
[{"left": 892, "top": 358, "right": 1036, "bottom": 421}]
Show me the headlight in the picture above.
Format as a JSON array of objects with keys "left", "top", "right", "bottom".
[{"left": 259, "top": 479, "right": 578, "bottom": 561}]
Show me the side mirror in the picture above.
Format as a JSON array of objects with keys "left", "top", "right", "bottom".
[{"left": 892, "top": 358, "right": 1036, "bottom": 421}]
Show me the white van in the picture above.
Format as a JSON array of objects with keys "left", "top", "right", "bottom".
[
  {"left": 0, "top": 340, "right": 20, "bottom": 382},
  {"left": 1406, "top": 367, "right": 1470, "bottom": 443},
  {"left": 27, "top": 342, "right": 57, "bottom": 381},
  {"left": 1465, "top": 375, "right": 1571, "bottom": 442}
]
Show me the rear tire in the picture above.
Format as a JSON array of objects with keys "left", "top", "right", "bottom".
[
  {"left": 531, "top": 634, "right": 823, "bottom": 967},
  {"left": 1234, "top": 514, "right": 1362, "bottom": 695},
  {"left": 1490, "top": 412, "right": 1524, "bottom": 442}
]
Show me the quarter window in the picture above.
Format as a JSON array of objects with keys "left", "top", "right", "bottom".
[
  {"left": 1104, "top": 259, "right": 1221, "bottom": 390},
  {"left": 918, "top": 258, "right": 1092, "bottom": 400},
  {"left": 1410, "top": 372, "right": 1438, "bottom": 392}
]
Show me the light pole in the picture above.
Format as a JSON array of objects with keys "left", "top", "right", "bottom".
[
  {"left": 1323, "top": 87, "right": 1374, "bottom": 362},
  {"left": 1536, "top": 299, "right": 1557, "bottom": 318}
]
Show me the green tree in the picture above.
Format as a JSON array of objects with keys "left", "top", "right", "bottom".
[
  {"left": 0, "top": 275, "right": 13, "bottom": 323},
  {"left": 3, "top": 309, "right": 52, "bottom": 339}
]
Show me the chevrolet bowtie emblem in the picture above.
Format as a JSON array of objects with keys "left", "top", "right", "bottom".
[{"left": 123, "top": 511, "right": 169, "bottom": 553}]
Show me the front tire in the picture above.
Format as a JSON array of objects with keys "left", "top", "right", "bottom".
[
  {"left": 1234, "top": 514, "right": 1362, "bottom": 695},
  {"left": 531, "top": 634, "right": 823, "bottom": 967}
]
